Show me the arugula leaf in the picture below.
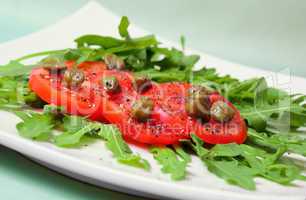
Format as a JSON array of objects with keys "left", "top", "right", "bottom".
[
  {"left": 54, "top": 116, "right": 150, "bottom": 170},
  {"left": 43, "top": 105, "right": 65, "bottom": 115},
  {"left": 173, "top": 145, "right": 191, "bottom": 163},
  {"left": 119, "top": 16, "right": 130, "bottom": 39},
  {"left": 0, "top": 49, "right": 68, "bottom": 77},
  {"left": 248, "top": 128, "right": 306, "bottom": 156},
  {"left": 208, "top": 143, "right": 242, "bottom": 158},
  {"left": 189, "top": 133, "right": 209, "bottom": 158},
  {"left": 189, "top": 134, "right": 305, "bottom": 189},
  {"left": 75, "top": 35, "right": 124, "bottom": 49},
  {"left": 16, "top": 111, "right": 54, "bottom": 140},
  {"left": 205, "top": 143, "right": 304, "bottom": 188},
  {"left": 225, "top": 77, "right": 306, "bottom": 134},
  {"left": 55, "top": 123, "right": 99, "bottom": 147},
  {"left": 151, "top": 47, "right": 199, "bottom": 71},
  {"left": 134, "top": 68, "right": 186, "bottom": 82},
  {"left": 205, "top": 160, "right": 256, "bottom": 190},
  {"left": 15, "top": 49, "right": 67, "bottom": 62},
  {"left": 74, "top": 35, "right": 157, "bottom": 54},
  {"left": 180, "top": 35, "right": 186, "bottom": 51},
  {"left": 0, "top": 61, "right": 39, "bottom": 77},
  {"left": 0, "top": 71, "right": 43, "bottom": 110},
  {"left": 98, "top": 124, "right": 150, "bottom": 170},
  {"left": 150, "top": 147, "right": 187, "bottom": 180},
  {"left": 191, "top": 67, "right": 238, "bottom": 87},
  {"left": 105, "top": 35, "right": 158, "bottom": 54},
  {"left": 64, "top": 48, "right": 102, "bottom": 64},
  {"left": 55, "top": 115, "right": 96, "bottom": 147},
  {"left": 227, "top": 77, "right": 267, "bottom": 102},
  {"left": 62, "top": 115, "right": 89, "bottom": 133}
]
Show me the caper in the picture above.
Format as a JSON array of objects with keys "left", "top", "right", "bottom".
[
  {"left": 64, "top": 69, "right": 85, "bottom": 87},
  {"left": 131, "top": 97, "right": 154, "bottom": 122},
  {"left": 134, "top": 76, "right": 152, "bottom": 93},
  {"left": 103, "top": 76, "right": 120, "bottom": 93},
  {"left": 185, "top": 86, "right": 211, "bottom": 119},
  {"left": 210, "top": 100, "right": 235, "bottom": 122},
  {"left": 104, "top": 54, "right": 125, "bottom": 70},
  {"left": 188, "top": 85, "right": 212, "bottom": 96},
  {"left": 40, "top": 55, "right": 66, "bottom": 71}
]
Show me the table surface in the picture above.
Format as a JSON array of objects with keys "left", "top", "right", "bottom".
[{"left": 1, "top": 1, "right": 305, "bottom": 200}]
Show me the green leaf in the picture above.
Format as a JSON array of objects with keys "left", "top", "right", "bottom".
[
  {"left": 55, "top": 117, "right": 150, "bottom": 170},
  {"left": 105, "top": 35, "right": 158, "bottom": 54},
  {"left": 117, "top": 154, "right": 150, "bottom": 170},
  {"left": 190, "top": 133, "right": 209, "bottom": 158},
  {"left": 173, "top": 145, "right": 191, "bottom": 163},
  {"left": 14, "top": 49, "right": 67, "bottom": 62},
  {"left": 64, "top": 48, "right": 102, "bottom": 64},
  {"left": 74, "top": 34, "right": 157, "bottom": 56},
  {"left": 74, "top": 35, "right": 124, "bottom": 48},
  {"left": 43, "top": 105, "right": 65, "bottom": 115},
  {"left": 205, "top": 160, "right": 256, "bottom": 190},
  {"left": 16, "top": 112, "right": 54, "bottom": 140},
  {"left": 209, "top": 143, "right": 242, "bottom": 158},
  {"left": 118, "top": 16, "right": 130, "bottom": 39},
  {"left": 248, "top": 128, "right": 306, "bottom": 156},
  {"left": 0, "top": 75, "right": 40, "bottom": 110},
  {"left": 191, "top": 67, "right": 238, "bottom": 87},
  {"left": 228, "top": 77, "right": 268, "bottom": 102},
  {"left": 150, "top": 147, "right": 187, "bottom": 180},
  {"left": 0, "top": 61, "right": 38, "bottom": 77},
  {"left": 55, "top": 123, "right": 99, "bottom": 147},
  {"left": 98, "top": 124, "right": 150, "bottom": 170},
  {"left": 262, "top": 164, "right": 302, "bottom": 184},
  {"left": 180, "top": 35, "right": 186, "bottom": 51},
  {"left": 62, "top": 115, "right": 89, "bottom": 133},
  {"left": 151, "top": 47, "right": 199, "bottom": 71},
  {"left": 189, "top": 133, "right": 305, "bottom": 189},
  {"left": 134, "top": 68, "right": 186, "bottom": 82}
]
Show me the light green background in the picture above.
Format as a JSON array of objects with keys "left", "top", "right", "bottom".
[{"left": 1, "top": 1, "right": 306, "bottom": 200}]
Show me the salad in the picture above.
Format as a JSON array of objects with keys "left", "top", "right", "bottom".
[{"left": 0, "top": 16, "right": 305, "bottom": 190}]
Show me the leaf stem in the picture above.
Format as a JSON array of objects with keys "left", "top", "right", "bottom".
[{"left": 15, "top": 49, "right": 67, "bottom": 62}]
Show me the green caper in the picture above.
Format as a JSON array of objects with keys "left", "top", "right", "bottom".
[
  {"left": 40, "top": 55, "right": 66, "bottom": 71},
  {"left": 64, "top": 69, "right": 85, "bottom": 87},
  {"left": 103, "top": 76, "right": 120, "bottom": 93},
  {"left": 134, "top": 76, "right": 152, "bottom": 93},
  {"left": 185, "top": 86, "right": 211, "bottom": 119},
  {"left": 210, "top": 100, "right": 235, "bottom": 122},
  {"left": 104, "top": 54, "right": 125, "bottom": 70},
  {"left": 188, "top": 85, "right": 212, "bottom": 96},
  {"left": 131, "top": 97, "right": 154, "bottom": 122}
]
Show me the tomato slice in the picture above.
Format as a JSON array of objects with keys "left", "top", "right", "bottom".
[
  {"left": 29, "top": 61, "right": 107, "bottom": 120},
  {"left": 190, "top": 94, "right": 247, "bottom": 144},
  {"left": 98, "top": 70, "right": 190, "bottom": 145},
  {"left": 143, "top": 83, "right": 247, "bottom": 144}
]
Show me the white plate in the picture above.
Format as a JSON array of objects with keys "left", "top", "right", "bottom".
[{"left": 0, "top": 2, "right": 305, "bottom": 200}]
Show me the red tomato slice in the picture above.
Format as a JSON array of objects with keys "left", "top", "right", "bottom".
[
  {"left": 143, "top": 83, "right": 247, "bottom": 144},
  {"left": 191, "top": 94, "right": 247, "bottom": 144},
  {"left": 98, "top": 70, "right": 190, "bottom": 145},
  {"left": 29, "top": 61, "right": 107, "bottom": 120}
]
